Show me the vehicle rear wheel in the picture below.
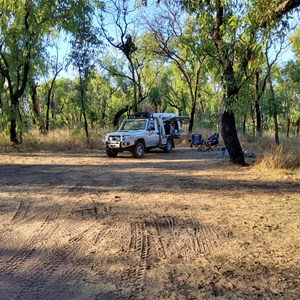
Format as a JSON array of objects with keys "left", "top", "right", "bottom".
[
  {"left": 164, "top": 139, "right": 173, "bottom": 153},
  {"left": 106, "top": 148, "right": 119, "bottom": 157},
  {"left": 132, "top": 142, "right": 145, "bottom": 158}
]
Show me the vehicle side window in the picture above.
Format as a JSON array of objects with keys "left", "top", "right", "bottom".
[{"left": 148, "top": 120, "right": 156, "bottom": 131}]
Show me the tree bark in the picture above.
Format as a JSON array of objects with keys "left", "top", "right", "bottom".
[
  {"left": 221, "top": 111, "right": 245, "bottom": 165},
  {"left": 113, "top": 106, "right": 129, "bottom": 127},
  {"left": 211, "top": 0, "right": 246, "bottom": 165},
  {"left": 266, "top": 50, "right": 280, "bottom": 145},
  {"left": 80, "top": 88, "right": 89, "bottom": 144},
  {"left": 31, "top": 82, "right": 45, "bottom": 131},
  {"left": 188, "top": 98, "right": 196, "bottom": 134},
  {"left": 113, "top": 95, "right": 147, "bottom": 127},
  {"left": 254, "top": 71, "right": 268, "bottom": 137},
  {"left": 10, "top": 96, "right": 20, "bottom": 144}
]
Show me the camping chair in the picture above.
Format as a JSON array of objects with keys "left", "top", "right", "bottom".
[
  {"left": 190, "top": 134, "right": 204, "bottom": 151},
  {"left": 203, "top": 133, "right": 219, "bottom": 150}
]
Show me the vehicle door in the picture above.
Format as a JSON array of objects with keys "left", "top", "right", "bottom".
[{"left": 145, "top": 119, "right": 160, "bottom": 147}]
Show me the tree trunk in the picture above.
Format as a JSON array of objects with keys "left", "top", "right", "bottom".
[
  {"left": 82, "top": 104, "right": 89, "bottom": 144},
  {"left": 0, "top": 75, "right": 4, "bottom": 108},
  {"left": 113, "top": 106, "right": 129, "bottom": 127},
  {"left": 286, "top": 117, "right": 290, "bottom": 138},
  {"left": 242, "top": 114, "right": 246, "bottom": 135},
  {"left": 221, "top": 111, "right": 245, "bottom": 165},
  {"left": 255, "top": 99, "right": 262, "bottom": 137},
  {"left": 188, "top": 98, "right": 196, "bottom": 134},
  {"left": 113, "top": 95, "right": 146, "bottom": 127},
  {"left": 10, "top": 118, "right": 18, "bottom": 144},
  {"left": 211, "top": 0, "right": 246, "bottom": 166},
  {"left": 46, "top": 89, "right": 51, "bottom": 132},
  {"left": 10, "top": 96, "right": 20, "bottom": 144},
  {"left": 221, "top": 72, "right": 246, "bottom": 165},
  {"left": 266, "top": 59, "right": 280, "bottom": 145},
  {"left": 296, "top": 117, "right": 300, "bottom": 137},
  {"left": 79, "top": 80, "right": 89, "bottom": 144},
  {"left": 254, "top": 71, "right": 268, "bottom": 138},
  {"left": 285, "top": 98, "right": 291, "bottom": 138},
  {"left": 31, "top": 83, "right": 45, "bottom": 131}
]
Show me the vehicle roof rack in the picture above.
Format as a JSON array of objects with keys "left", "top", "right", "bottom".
[{"left": 128, "top": 112, "right": 150, "bottom": 119}]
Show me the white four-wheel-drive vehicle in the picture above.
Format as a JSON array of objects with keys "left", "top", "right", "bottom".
[{"left": 103, "top": 112, "right": 188, "bottom": 158}]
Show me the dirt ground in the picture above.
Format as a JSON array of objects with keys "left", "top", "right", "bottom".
[{"left": 0, "top": 145, "right": 299, "bottom": 300}]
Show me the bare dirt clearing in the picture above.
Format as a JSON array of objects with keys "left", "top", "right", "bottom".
[{"left": 0, "top": 146, "right": 299, "bottom": 299}]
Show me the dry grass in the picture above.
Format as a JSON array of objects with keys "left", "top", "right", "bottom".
[
  {"left": 1, "top": 129, "right": 300, "bottom": 170},
  {"left": 0, "top": 129, "right": 105, "bottom": 152},
  {"left": 245, "top": 136, "right": 300, "bottom": 171}
]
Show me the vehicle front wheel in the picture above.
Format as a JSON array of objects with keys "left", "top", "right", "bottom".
[
  {"left": 132, "top": 142, "right": 145, "bottom": 158},
  {"left": 106, "top": 148, "right": 119, "bottom": 157},
  {"left": 164, "top": 139, "right": 173, "bottom": 153}
]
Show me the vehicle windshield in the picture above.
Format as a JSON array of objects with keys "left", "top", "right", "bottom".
[{"left": 120, "top": 119, "right": 147, "bottom": 131}]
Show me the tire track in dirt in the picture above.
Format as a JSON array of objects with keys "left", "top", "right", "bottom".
[
  {"left": 146, "top": 215, "right": 225, "bottom": 259},
  {"left": 116, "top": 221, "right": 150, "bottom": 300},
  {"left": 108, "top": 192, "right": 226, "bottom": 299},
  {"left": 11, "top": 187, "right": 110, "bottom": 299},
  {"left": 15, "top": 225, "right": 98, "bottom": 300},
  {"left": 33, "top": 194, "right": 119, "bottom": 300},
  {"left": 0, "top": 199, "right": 61, "bottom": 270},
  {"left": 0, "top": 199, "right": 52, "bottom": 248},
  {"left": 0, "top": 207, "right": 61, "bottom": 298},
  {"left": 190, "top": 222, "right": 220, "bottom": 254},
  {"left": 25, "top": 192, "right": 127, "bottom": 300},
  {"left": 0, "top": 199, "right": 33, "bottom": 240},
  {"left": 11, "top": 199, "right": 32, "bottom": 222}
]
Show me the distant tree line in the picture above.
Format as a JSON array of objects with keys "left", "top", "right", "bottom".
[{"left": 0, "top": 0, "right": 300, "bottom": 165}]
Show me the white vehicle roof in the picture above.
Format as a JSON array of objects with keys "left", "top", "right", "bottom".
[{"left": 152, "top": 113, "right": 189, "bottom": 122}]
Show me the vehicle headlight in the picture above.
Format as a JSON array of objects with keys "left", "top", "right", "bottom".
[
  {"left": 105, "top": 134, "right": 110, "bottom": 141},
  {"left": 123, "top": 135, "right": 134, "bottom": 142}
]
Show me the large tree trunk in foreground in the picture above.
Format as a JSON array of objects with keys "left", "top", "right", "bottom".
[
  {"left": 221, "top": 111, "right": 245, "bottom": 165},
  {"left": 211, "top": 0, "right": 246, "bottom": 165}
]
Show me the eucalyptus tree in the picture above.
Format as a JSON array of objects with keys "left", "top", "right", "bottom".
[
  {"left": 247, "top": 28, "right": 290, "bottom": 140},
  {"left": 265, "top": 41, "right": 281, "bottom": 145},
  {"left": 136, "top": 32, "right": 169, "bottom": 112},
  {"left": 279, "top": 61, "right": 300, "bottom": 137},
  {"left": 50, "top": 77, "right": 79, "bottom": 129},
  {"left": 98, "top": 53, "right": 137, "bottom": 126},
  {"left": 43, "top": 35, "right": 67, "bottom": 132},
  {"left": 88, "top": 74, "right": 118, "bottom": 128},
  {"left": 288, "top": 25, "right": 300, "bottom": 135},
  {"left": 159, "top": 65, "right": 190, "bottom": 114},
  {"left": 145, "top": 1, "right": 209, "bottom": 133},
  {"left": 0, "top": 0, "right": 94, "bottom": 144},
  {"left": 174, "top": 0, "right": 300, "bottom": 165},
  {"left": 290, "top": 25, "right": 300, "bottom": 60},
  {"left": 96, "top": 0, "right": 144, "bottom": 119},
  {"left": 69, "top": 13, "right": 100, "bottom": 143}
]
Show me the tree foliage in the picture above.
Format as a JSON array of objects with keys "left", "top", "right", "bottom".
[
  {"left": 0, "top": 0, "right": 299, "bottom": 163},
  {"left": 0, "top": 0, "right": 94, "bottom": 143}
]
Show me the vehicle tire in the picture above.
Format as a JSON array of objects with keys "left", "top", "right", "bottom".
[
  {"left": 132, "top": 142, "right": 145, "bottom": 158},
  {"left": 164, "top": 139, "right": 173, "bottom": 153},
  {"left": 106, "top": 148, "right": 119, "bottom": 157}
]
